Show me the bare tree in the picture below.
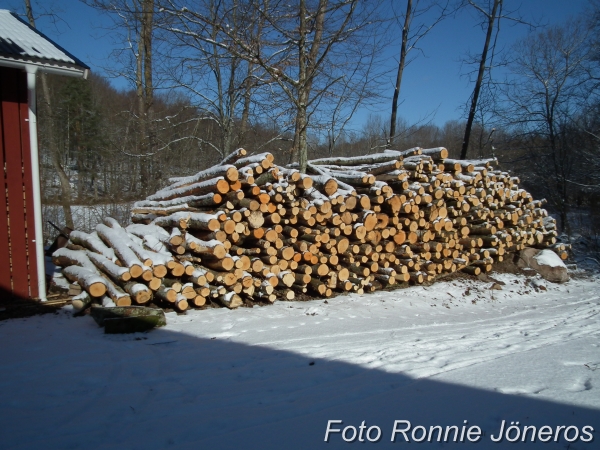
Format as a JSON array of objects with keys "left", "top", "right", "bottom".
[
  {"left": 324, "top": 64, "right": 373, "bottom": 156},
  {"left": 24, "top": 0, "right": 75, "bottom": 228},
  {"left": 388, "top": 0, "right": 452, "bottom": 147},
  {"left": 459, "top": 0, "right": 502, "bottom": 160},
  {"left": 160, "top": 0, "right": 275, "bottom": 159},
  {"left": 499, "top": 19, "right": 595, "bottom": 234},
  {"left": 160, "top": 0, "right": 384, "bottom": 173},
  {"left": 361, "top": 113, "right": 388, "bottom": 153},
  {"left": 574, "top": 1, "right": 600, "bottom": 192},
  {"left": 83, "top": 0, "right": 164, "bottom": 195}
]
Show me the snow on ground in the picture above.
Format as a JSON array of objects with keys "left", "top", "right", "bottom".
[{"left": 1, "top": 273, "right": 599, "bottom": 449}]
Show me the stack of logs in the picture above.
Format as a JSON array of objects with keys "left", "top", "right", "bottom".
[{"left": 53, "top": 147, "right": 566, "bottom": 312}]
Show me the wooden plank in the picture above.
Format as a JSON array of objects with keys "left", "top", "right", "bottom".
[
  {"left": 0, "top": 68, "right": 12, "bottom": 294},
  {"left": 18, "top": 70, "right": 38, "bottom": 298},
  {"left": 1, "top": 68, "right": 30, "bottom": 298}
]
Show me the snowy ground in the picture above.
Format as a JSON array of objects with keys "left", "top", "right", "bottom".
[{"left": 1, "top": 273, "right": 599, "bottom": 449}]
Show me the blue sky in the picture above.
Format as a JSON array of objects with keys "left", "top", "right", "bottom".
[
  {"left": 368, "top": 0, "right": 589, "bottom": 128},
  {"left": 0, "top": 0, "right": 589, "bottom": 130}
]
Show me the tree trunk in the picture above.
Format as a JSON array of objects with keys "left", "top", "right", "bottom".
[
  {"left": 297, "top": 102, "right": 309, "bottom": 174},
  {"left": 389, "top": 0, "right": 412, "bottom": 147},
  {"left": 143, "top": 0, "right": 154, "bottom": 151},
  {"left": 136, "top": 0, "right": 155, "bottom": 196},
  {"left": 460, "top": 0, "right": 501, "bottom": 160},
  {"left": 240, "top": 61, "right": 254, "bottom": 136},
  {"left": 25, "top": 0, "right": 75, "bottom": 228},
  {"left": 137, "top": 23, "right": 148, "bottom": 195},
  {"left": 62, "top": 266, "right": 107, "bottom": 297},
  {"left": 46, "top": 124, "right": 75, "bottom": 229}
]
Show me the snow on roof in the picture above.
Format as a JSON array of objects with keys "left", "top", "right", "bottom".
[{"left": 0, "top": 10, "right": 89, "bottom": 77}]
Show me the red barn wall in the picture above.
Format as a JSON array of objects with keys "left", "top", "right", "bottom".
[{"left": 0, "top": 66, "right": 39, "bottom": 299}]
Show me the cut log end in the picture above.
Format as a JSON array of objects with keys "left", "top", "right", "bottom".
[{"left": 129, "top": 265, "right": 144, "bottom": 279}]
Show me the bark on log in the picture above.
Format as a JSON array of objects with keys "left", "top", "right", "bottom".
[
  {"left": 69, "top": 230, "right": 116, "bottom": 261},
  {"left": 123, "top": 282, "right": 152, "bottom": 304},
  {"left": 63, "top": 266, "right": 107, "bottom": 297},
  {"left": 146, "top": 177, "right": 230, "bottom": 202},
  {"left": 96, "top": 224, "right": 144, "bottom": 278},
  {"left": 218, "top": 292, "right": 243, "bottom": 309}
]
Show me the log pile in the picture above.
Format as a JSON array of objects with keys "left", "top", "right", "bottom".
[{"left": 53, "top": 147, "right": 564, "bottom": 312}]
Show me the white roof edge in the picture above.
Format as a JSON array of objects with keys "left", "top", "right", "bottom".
[
  {"left": 0, "top": 9, "right": 89, "bottom": 77},
  {"left": 0, "top": 55, "right": 88, "bottom": 79}
]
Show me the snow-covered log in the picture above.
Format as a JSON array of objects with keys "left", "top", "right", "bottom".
[
  {"left": 86, "top": 252, "right": 131, "bottom": 283},
  {"left": 309, "top": 175, "right": 338, "bottom": 196},
  {"left": 155, "top": 286, "right": 177, "bottom": 303},
  {"left": 173, "top": 294, "right": 189, "bottom": 311},
  {"left": 161, "top": 165, "right": 239, "bottom": 192},
  {"left": 123, "top": 282, "right": 152, "bottom": 304},
  {"left": 103, "top": 277, "right": 132, "bottom": 306},
  {"left": 68, "top": 230, "right": 116, "bottom": 261},
  {"left": 132, "top": 193, "right": 223, "bottom": 212},
  {"left": 233, "top": 152, "right": 274, "bottom": 169},
  {"left": 184, "top": 234, "right": 227, "bottom": 259},
  {"left": 71, "top": 291, "right": 92, "bottom": 312},
  {"left": 219, "top": 147, "right": 247, "bottom": 165},
  {"left": 420, "top": 147, "right": 449, "bottom": 160},
  {"left": 310, "top": 148, "right": 419, "bottom": 167},
  {"left": 217, "top": 291, "right": 243, "bottom": 309},
  {"left": 62, "top": 266, "right": 107, "bottom": 298},
  {"left": 151, "top": 211, "right": 223, "bottom": 231},
  {"left": 146, "top": 176, "right": 230, "bottom": 202},
  {"left": 126, "top": 223, "right": 170, "bottom": 240},
  {"left": 96, "top": 224, "right": 145, "bottom": 278},
  {"left": 52, "top": 248, "right": 98, "bottom": 273}
]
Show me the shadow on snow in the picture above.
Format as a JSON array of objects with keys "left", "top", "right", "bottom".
[{"left": 0, "top": 311, "right": 597, "bottom": 449}]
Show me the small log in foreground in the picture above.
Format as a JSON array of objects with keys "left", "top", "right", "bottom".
[{"left": 90, "top": 306, "right": 167, "bottom": 333}]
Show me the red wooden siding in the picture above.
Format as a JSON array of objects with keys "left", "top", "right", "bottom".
[{"left": 0, "top": 66, "right": 39, "bottom": 298}]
